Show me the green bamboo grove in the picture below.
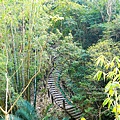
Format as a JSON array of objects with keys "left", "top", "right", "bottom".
[{"left": 0, "top": 0, "right": 120, "bottom": 120}]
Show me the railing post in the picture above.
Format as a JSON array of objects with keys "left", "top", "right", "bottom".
[
  {"left": 63, "top": 99, "right": 65, "bottom": 109},
  {"left": 48, "top": 88, "right": 50, "bottom": 98},
  {"left": 51, "top": 94, "right": 54, "bottom": 104}
]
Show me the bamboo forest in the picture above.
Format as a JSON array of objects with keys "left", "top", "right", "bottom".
[{"left": 1, "top": 0, "right": 120, "bottom": 120}]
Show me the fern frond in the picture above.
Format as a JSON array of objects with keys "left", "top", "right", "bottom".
[
  {"left": 9, "top": 114, "right": 23, "bottom": 120},
  {"left": 16, "top": 99, "right": 39, "bottom": 120}
]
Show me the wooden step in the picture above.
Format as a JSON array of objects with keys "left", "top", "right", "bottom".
[
  {"left": 48, "top": 77, "right": 54, "bottom": 79},
  {"left": 74, "top": 114, "right": 81, "bottom": 119},
  {"left": 48, "top": 80, "right": 55, "bottom": 82},
  {"left": 48, "top": 81, "right": 55, "bottom": 84},
  {"left": 48, "top": 79, "right": 54, "bottom": 81},
  {"left": 49, "top": 89, "right": 58, "bottom": 93},
  {"left": 65, "top": 105, "right": 75, "bottom": 110},
  {"left": 53, "top": 94, "right": 63, "bottom": 97},
  {"left": 48, "top": 86, "right": 56, "bottom": 89},
  {"left": 69, "top": 110, "right": 79, "bottom": 114},
  {"left": 53, "top": 93, "right": 63, "bottom": 96},
  {"left": 58, "top": 102, "right": 68, "bottom": 107},
  {"left": 69, "top": 110, "right": 81, "bottom": 116},
  {"left": 54, "top": 97, "right": 65, "bottom": 100},
  {"left": 67, "top": 108, "right": 78, "bottom": 112},
  {"left": 48, "top": 84, "right": 56, "bottom": 88},
  {"left": 71, "top": 112, "right": 81, "bottom": 118},
  {"left": 48, "top": 81, "right": 54, "bottom": 82},
  {"left": 53, "top": 96, "right": 64, "bottom": 100},
  {"left": 59, "top": 104, "right": 68, "bottom": 108},
  {"left": 50, "top": 91, "right": 60, "bottom": 94},
  {"left": 54, "top": 98, "right": 65, "bottom": 101},
  {"left": 49, "top": 88, "right": 58, "bottom": 91},
  {"left": 56, "top": 101, "right": 68, "bottom": 104},
  {"left": 49, "top": 86, "right": 56, "bottom": 88},
  {"left": 50, "top": 88, "right": 57, "bottom": 90}
]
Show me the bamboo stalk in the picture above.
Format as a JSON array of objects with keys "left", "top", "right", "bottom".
[
  {"left": 8, "top": 70, "right": 40, "bottom": 114},
  {"left": 34, "top": 48, "right": 37, "bottom": 108}
]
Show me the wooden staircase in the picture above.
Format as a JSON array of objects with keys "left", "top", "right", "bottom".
[{"left": 47, "top": 70, "right": 82, "bottom": 120}]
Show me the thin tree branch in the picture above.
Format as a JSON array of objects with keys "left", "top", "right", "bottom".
[
  {"left": 0, "top": 107, "right": 7, "bottom": 115},
  {"left": 8, "top": 70, "right": 40, "bottom": 114}
]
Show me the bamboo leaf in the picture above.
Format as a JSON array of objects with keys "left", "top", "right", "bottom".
[
  {"left": 114, "top": 74, "right": 120, "bottom": 81},
  {"left": 96, "top": 55, "right": 106, "bottom": 67},
  {"left": 81, "top": 117, "right": 86, "bottom": 120},
  {"left": 94, "top": 71, "right": 103, "bottom": 81},
  {"left": 109, "top": 89, "right": 114, "bottom": 96},
  {"left": 110, "top": 61, "right": 114, "bottom": 68},
  {"left": 105, "top": 81, "right": 112, "bottom": 93},
  {"left": 112, "top": 106, "right": 116, "bottom": 113},
  {"left": 103, "top": 98, "right": 110, "bottom": 107},
  {"left": 108, "top": 99, "right": 113, "bottom": 109},
  {"left": 117, "top": 105, "right": 120, "bottom": 114}
]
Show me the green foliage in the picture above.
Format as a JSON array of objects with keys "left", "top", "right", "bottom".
[
  {"left": 0, "top": 49, "right": 6, "bottom": 109},
  {"left": 15, "top": 99, "right": 39, "bottom": 120},
  {"left": 9, "top": 114, "right": 23, "bottom": 120},
  {"left": 42, "top": 104, "right": 53, "bottom": 117},
  {"left": 62, "top": 117, "right": 69, "bottom": 120},
  {"left": 88, "top": 40, "right": 120, "bottom": 61},
  {"left": 95, "top": 56, "right": 120, "bottom": 120},
  {"left": 0, "top": 0, "right": 120, "bottom": 119},
  {"left": 87, "top": 40, "right": 120, "bottom": 119}
]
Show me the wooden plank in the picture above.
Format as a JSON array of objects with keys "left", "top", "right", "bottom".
[
  {"left": 67, "top": 108, "right": 77, "bottom": 112},
  {"left": 48, "top": 80, "right": 55, "bottom": 82},
  {"left": 50, "top": 86, "right": 57, "bottom": 90},
  {"left": 49, "top": 89, "right": 58, "bottom": 93},
  {"left": 54, "top": 98, "right": 65, "bottom": 102},
  {"left": 53, "top": 93, "right": 63, "bottom": 97},
  {"left": 69, "top": 110, "right": 81, "bottom": 116},
  {"left": 74, "top": 114, "right": 81, "bottom": 119},
  {"left": 48, "top": 80, "right": 54, "bottom": 82},
  {"left": 48, "top": 79, "right": 54, "bottom": 81},
  {"left": 50, "top": 91, "right": 59, "bottom": 93},
  {"left": 54, "top": 97, "right": 65, "bottom": 100},
  {"left": 53, "top": 96, "right": 64, "bottom": 99},
  {"left": 65, "top": 105, "right": 74, "bottom": 109},
  {"left": 48, "top": 81, "right": 54, "bottom": 83},
  {"left": 57, "top": 101, "right": 68, "bottom": 105},
  {"left": 71, "top": 112, "right": 81, "bottom": 117},
  {"left": 49, "top": 84, "right": 55, "bottom": 86}
]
